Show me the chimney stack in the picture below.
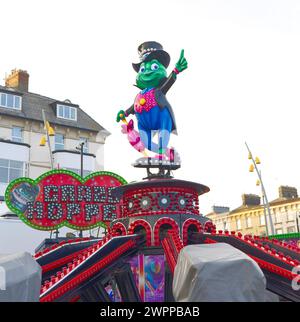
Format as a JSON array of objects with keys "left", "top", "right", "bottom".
[
  {"left": 278, "top": 186, "right": 298, "bottom": 199},
  {"left": 212, "top": 206, "right": 230, "bottom": 214},
  {"left": 5, "top": 69, "right": 29, "bottom": 92},
  {"left": 242, "top": 194, "right": 260, "bottom": 206}
]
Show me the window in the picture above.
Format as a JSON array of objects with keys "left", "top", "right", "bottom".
[
  {"left": 276, "top": 228, "right": 283, "bottom": 235},
  {"left": 259, "top": 214, "right": 265, "bottom": 226},
  {"left": 246, "top": 217, "right": 252, "bottom": 228},
  {"left": 0, "top": 159, "right": 9, "bottom": 183},
  {"left": 54, "top": 134, "right": 64, "bottom": 150},
  {"left": 287, "top": 226, "right": 296, "bottom": 233},
  {"left": 79, "top": 137, "right": 89, "bottom": 153},
  {"left": 0, "top": 92, "right": 22, "bottom": 109},
  {"left": 275, "top": 212, "right": 282, "bottom": 223},
  {"left": 57, "top": 104, "right": 77, "bottom": 121},
  {"left": 223, "top": 221, "right": 230, "bottom": 231},
  {"left": 11, "top": 127, "right": 23, "bottom": 142},
  {"left": 236, "top": 219, "right": 241, "bottom": 230},
  {"left": 287, "top": 226, "right": 296, "bottom": 234},
  {"left": 64, "top": 167, "right": 91, "bottom": 177},
  {"left": 287, "top": 213, "right": 294, "bottom": 221},
  {"left": 0, "top": 159, "right": 26, "bottom": 183}
]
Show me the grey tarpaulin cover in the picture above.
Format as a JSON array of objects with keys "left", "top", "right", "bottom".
[
  {"left": 0, "top": 252, "right": 41, "bottom": 302},
  {"left": 173, "top": 243, "right": 278, "bottom": 302}
]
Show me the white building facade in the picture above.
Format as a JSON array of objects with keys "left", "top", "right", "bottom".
[
  {"left": 0, "top": 69, "right": 110, "bottom": 202},
  {"left": 0, "top": 70, "right": 109, "bottom": 198}
]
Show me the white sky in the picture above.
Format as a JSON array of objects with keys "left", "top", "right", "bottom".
[{"left": 1, "top": 0, "right": 300, "bottom": 215}]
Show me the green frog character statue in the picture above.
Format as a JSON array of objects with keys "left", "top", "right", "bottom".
[{"left": 116, "top": 41, "right": 187, "bottom": 162}]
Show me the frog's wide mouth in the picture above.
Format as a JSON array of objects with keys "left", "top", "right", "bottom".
[{"left": 139, "top": 71, "right": 163, "bottom": 83}]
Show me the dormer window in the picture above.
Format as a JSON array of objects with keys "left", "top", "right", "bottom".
[
  {"left": 57, "top": 104, "right": 77, "bottom": 121},
  {"left": 0, "top": 92, "right": 22, "bottom": 110}
]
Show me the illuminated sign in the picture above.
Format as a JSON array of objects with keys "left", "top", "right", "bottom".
[{"left": 5, "top": 170, "right": 127, "bottom": 231}]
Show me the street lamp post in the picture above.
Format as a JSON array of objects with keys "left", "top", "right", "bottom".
[
  {"left": 76, "top": 141, "right": 85, "bottom": 238},
  {"left": 76, "top": 141, "right": 85, "bottom": 178},
  {"left": 245, "top": 142, "right": 275, "bottom": 236},
  {"left": 259, "top": 170, "right": 269, "bottom": 236},
  {"left": 40, "top": 111, "right": 58, "bottom": 238},
  {"left": 42, "top": 109, "right": 54, "bottom": 170}
]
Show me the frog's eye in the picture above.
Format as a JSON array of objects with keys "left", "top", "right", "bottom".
[
  {"left": 151, "top": 63, "right": 159, "bottom": 71},
  {"left": 139, "top": 65, "right": 146, "bottom": 73}
]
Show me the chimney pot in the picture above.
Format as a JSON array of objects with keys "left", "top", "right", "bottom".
[
  {"left": 212, "top": 205, "right": 230, "bottom": 214},
  {"left": 242, "top": 194, "right": 260, "bottom": 206},
  {"left": 278, "top": 186, "right": 298, "bottom": 199}
]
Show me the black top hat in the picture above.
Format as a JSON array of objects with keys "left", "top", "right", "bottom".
[{"left": 132, "top": 41, "right": 170, "bottom": 72}]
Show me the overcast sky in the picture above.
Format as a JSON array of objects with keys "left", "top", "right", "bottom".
[{"left": 1, "top": 0, "right": 300, "bottom": 215}]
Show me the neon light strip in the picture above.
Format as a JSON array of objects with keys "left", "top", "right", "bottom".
[
  {"left": 40, "top": 235, "right": 134, "bottom": 298},
  {"left": 36, "top": 239, "right": 98, "bottom": 260},
  {"left": 40, "top": 238, "right": 112, "bottom": 297},
  {"left": 40, "top": 239, "right": 136, "bottom": 302},
  {"left": 41, "top": 243, "right": 100, "bottom": 273},
  {"left": 249, "top": 255, "right": 297, "bottom": 281}
]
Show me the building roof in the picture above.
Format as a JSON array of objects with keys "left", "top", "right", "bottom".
[
  {"left": 208, "top": 197, "right": 300, "bottom": 219},
  {"left": 269, "top": 197, "right": 300, "bottom": 207},
  {"left": 0, "top": 85, "right": 109, "bottom": 134},
  {"left": 231, "top": 197, "right": 300, "bottom": 213},
  {"left": 229, "top": 204, "right": 260, "bottom": 214}
]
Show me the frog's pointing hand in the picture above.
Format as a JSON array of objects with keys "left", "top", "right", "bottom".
[{"left": 174, "top": 49, "right": 188, "bottom": 74}]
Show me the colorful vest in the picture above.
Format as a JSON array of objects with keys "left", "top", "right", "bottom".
[{"left": 134, "top": 88, "right": 157, "bottom": 114}]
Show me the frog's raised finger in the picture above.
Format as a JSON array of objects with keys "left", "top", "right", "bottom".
[{"left": 179, "top": 49, "right": 185, "bottom": 60}]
